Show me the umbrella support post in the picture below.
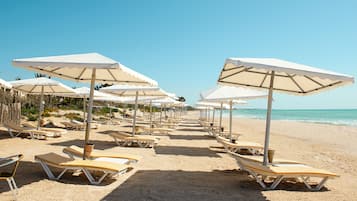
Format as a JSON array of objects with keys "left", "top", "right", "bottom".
[
  {"left": 219, "top": 102, "right": 223, "bottom": 134},
  {"left": 263, "top": 71, "right": 275, "bottom": 166},
  {"left": 229, "top": 100, "right": 233, "bottom": 142},
  {"left": 83, "top": 68, "right": 96, "bottom": 160},
  {"left": 132, "top": 91, "right": 139, "bottom": 136},
  {"left": 83, "top": 98, "right": 86, "bottom": 123},
  {"left": 37, "top": 86, "right": 44, "bottom": 130}
]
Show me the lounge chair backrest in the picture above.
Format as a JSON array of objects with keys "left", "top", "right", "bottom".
[
  {"left": 63, "top": 146, "right": 83, "bottom": 157},
  {"left": 22, "top": 122, "right": 36, "bottom": 128},
  {"left": 0, "top": 154, "right": 23, "bottom": 178},
  {"left": 3, "top": 122, "right": 23, "bottom": 131},
  {"left": 71, "top": 120, "right": 83, "bottom": 124},
  {"left": 35, "top": 153, "right": 128, "bottom": 172}
]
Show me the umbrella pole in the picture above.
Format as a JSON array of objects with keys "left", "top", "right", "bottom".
[
  {"left": 219, "top": 102, "right": 223, "bottom": 134},
  {"left": 160, "top": 104, "right": 163, "bottom": 124},
  {"left": 83, "top": 68, "right": 96, "bottom": 160},
  {"left": 132, "top": 91, "right": 139, "bottom": 136},
  {"left": 149, "top": 100, "right": 153, "bottom": 130},
  {"left": 37, "top": 86, "right": 44, "bottom": 130},
  {"left": 229, "top": 100, "right": 233, "bottom": 142},
  {"left": 263, "top": 71, "right": 275, "bottom": 166},
  {"left": 212, "top": 108, "right": 215, "bottom": 124},
  {"left": 83, "top": 97, "right": 86, "bottom": 122}
]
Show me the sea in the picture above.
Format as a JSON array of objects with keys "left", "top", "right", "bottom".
[{"left": 221, "top": 109, "right": 357, "bottom": 127}]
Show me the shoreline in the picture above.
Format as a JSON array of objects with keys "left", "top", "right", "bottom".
[{"left": 214, "top": 111, "right": 357, "bottom": 127}]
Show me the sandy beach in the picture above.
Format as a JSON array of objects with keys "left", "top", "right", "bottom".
[{"left": 0, "top": 110, "right": 357, "bottom": 201}]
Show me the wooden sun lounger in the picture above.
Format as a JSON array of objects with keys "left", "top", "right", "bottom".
[
  {"left": 35, "top": 153, "right": 131, "bottom": 185},
  {"left": 3, "top": 122, "right": 48, "bottom": 140},
  {"left": 233, "top": 153, "right": 338, "bottom": 191},
  {"left": 22, "top": 122, "right": 66, "bottom": 137},
  {"left": 109, "top": 131, "right": 159, "bottom": 148},
  {"left": 61, "top": 122, "right": 85, "bottom": 130},
  {"left": 216, "top": 136, "right": 263, "bottom": 155},
  {"left": 63, "top": 145, "right": 142, "bottom": 163},
  {"left": 138, "top": 126, "right": 174, "bottom": 135}
]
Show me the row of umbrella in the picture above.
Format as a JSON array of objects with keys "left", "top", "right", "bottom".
[
  {"left": 199, "top": 58, "right": 354, "bottom": 166},
  {"left": 9, "top": 52, "right": 180, "bottom": 159}
]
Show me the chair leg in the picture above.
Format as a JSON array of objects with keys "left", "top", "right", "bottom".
[
  {"left": 38, "top": 161, "right": 68, "bottom": 180},
  {"left": 82, "top": 169, "right": 109, "bottom": 185},
  {"left": 6, "top": 177, "right": 17, "bottom": 201},
  {"left": 302, "top": 176, "right": 328, "bottom": 191}
]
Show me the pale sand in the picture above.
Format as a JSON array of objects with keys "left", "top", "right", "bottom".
[{"left": 0, "top": 111, "right": 357, "bottom": 200}]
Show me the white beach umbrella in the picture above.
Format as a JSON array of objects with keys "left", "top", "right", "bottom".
[
  {"left": 9, "top": 77, "right": 76, "bottom": 129},
  {"left": 218, "top": 57, "right": 354, "bottom": 165},
  {"left": 68, "top": 87, "right": 118, "bottom": 121},
  {"left": 0, "top": 78, "right": 12, "bottom": 89},
  {"left": 13, "top": 53, "right": 157, "bottom": 159},
  {"left": 201, "top": 85, "right": 267, "bottom": 140},
  {"left": 145, "top": 96, "right": 182, "bottom": 123},
  {"left": 100, "top": 85, "right": 169, "bottom": 135},
  {"left": 196, "top": 101, "right": 232, "bottom": 123}
]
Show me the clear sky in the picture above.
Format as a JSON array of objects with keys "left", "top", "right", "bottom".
[{"left": 0, "top": 0, "right": 356, "bottom": 109}]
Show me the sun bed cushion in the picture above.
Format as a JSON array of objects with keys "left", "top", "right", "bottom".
[
  {"left": 35, "top": 153, "right": 129, "bottom": 172},
  {"left": 63, "top": 145, "right": 142, "bottom": 161},
  {"left": 236, "top": 154, "right": 338, "bottom": 178}
]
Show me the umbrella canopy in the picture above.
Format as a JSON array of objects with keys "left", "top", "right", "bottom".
[
  {"left": 9, "top": 77, "right": 76, "bottom": 129},
  {"left": 73, "top": 87, "right": 114, "bottom": 98},
  {"left": 9, "top": 77, "right": 75, "bottom": 94},
  {"left": 12, "top": 53, "right": 158, "bottom": 85},
  {"left": 200, "top": 85, "right": 267, "bottom": 140},
  {"left": 100, "top": 85, "right": 169, "bottom": 135},
  {"left": 196, "top": 101, "right": 231, "bottom": 108},
  {"left": 201, "top": 85, "right": 267, "bottom": 102},
  {"left": 64, "top": 87, "right": 118, "bottom": 121},
  {"left": 218, "top": 58, "right": 353, "bottom": 95},
  {"left": 13, "top": 53, "right": 157, "bottom": 159},
  {"left": 99, "top": 85, "right": 168, "bottom": 96},
  {"left": 218, "top": 57, "right": 354, "bottom": 165},
  {"left": 0, "top": 78, "right": 12, "bottom": 89}
]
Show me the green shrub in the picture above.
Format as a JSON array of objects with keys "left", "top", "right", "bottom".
[
  {"left": 27, "top": 114, "right": 38, "bottom": 121},
  {"left": 64, "top": 112, "right": 83, "bottom": 122}
]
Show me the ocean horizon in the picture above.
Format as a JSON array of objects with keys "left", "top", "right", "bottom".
[{"left": 220, "top": 108, "right": 357, "bottom": 126}]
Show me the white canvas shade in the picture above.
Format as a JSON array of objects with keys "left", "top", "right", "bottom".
[
  {"left": 200, "top": 85, "right": 267, "bottom": 140},
  {"left": 100, "top": 85, "right": 169, "bottom": 135},
  {"left": 218, "top": 57, "right": 354, "bottom": 165},
  {"left": 70, "top": 87, "right": 118, "bottom": 121},
  {"left": 0, "top": 78, "right": 12, "bottom": 89},
  {"left": 13, "top": 53, "right": 157, "bottom": 159},
  {"left": 9, "top": 77, "right": 76, "bottom": 129},
  {"left": 147, "top": 97, "right": 182, "bottom": 124}
]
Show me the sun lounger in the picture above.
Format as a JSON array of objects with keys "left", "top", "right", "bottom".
[
  {"left": 35, "top": 152, "right": 131, "bottom": 185},
  {"left": 3, "top": 122, "right": 48, "bottom": 140},
  {"left": 48, "top": 120, "right": 64, "bottom": 128},
  {"left": 22, "top": 122, "right": 66, "bottom": 137},
  {"left": 233, "top": 153, "right": 338, "bottom": 191},
  {"left": 137, "top": 126, "right": 174, "bottom": 135},
  {"left": 71, "top": 120, "right": 100, "bottom": 129},
  {"left": 63, "top": 145, "right": 141, "bottom": 163},
  {"left": 0, "top": 154, "right": 23, "bottom": 201},
  {"left": 216, "top": 136, "right": 263, "bottom": 155},
  {"left": 61, "top": 121, "right": 84, "bottom": 130},
  {"left": 109, "top": 131, "right": 159, "bottom": 148}
]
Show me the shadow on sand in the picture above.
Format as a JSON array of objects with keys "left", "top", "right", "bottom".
[
  {"left": 50, "top": 139, "right": 115, "bottom": 150},
  {"left": 154, "top": 146, "right": 221, "bottom": 157},
  {"left": 168, "top": 134, "right": 213, "bottom": 140},
  {"left": 0, "top": 160, "right": 119, "bottom": 195},
  {"left": 101, "top": 169, "right": 269, "bottom": 201},
  {"left": 176, "top": 128, "right": 207, "bottom": 132}
]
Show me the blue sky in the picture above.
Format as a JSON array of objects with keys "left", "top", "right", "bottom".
[{"left": 0, "top": 0, "right": 356, "bottom": 109}]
